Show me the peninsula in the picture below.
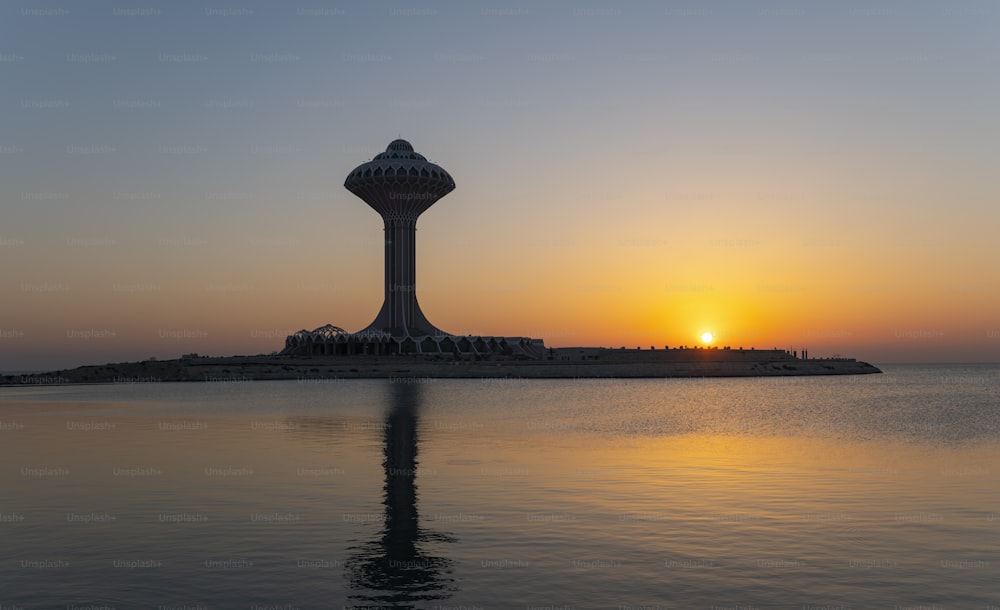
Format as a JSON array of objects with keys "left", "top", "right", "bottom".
[{"left": 2, "top": 347, "right": 880, "bottom": 385}]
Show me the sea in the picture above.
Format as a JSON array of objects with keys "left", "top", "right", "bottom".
[{"left": 1, "top": 364, "right": 998, "bottom": 609}]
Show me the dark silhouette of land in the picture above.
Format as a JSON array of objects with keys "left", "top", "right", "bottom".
[{"left": 1, "top": 347, "right": 880, "bottom": 385}]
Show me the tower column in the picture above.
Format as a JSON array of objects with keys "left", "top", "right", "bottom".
[
  {"left": 385, "top": 216, "right": 417, "bottom": 332},
  {"left": 363, "top": 213, "right": 440, "bottom": 337}
]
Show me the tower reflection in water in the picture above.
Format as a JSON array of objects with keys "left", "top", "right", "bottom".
[{"left": 345, "top": 382, "right": 456, "bottom": 607}]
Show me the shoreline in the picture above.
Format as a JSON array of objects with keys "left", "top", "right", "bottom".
[{"left": 1, "top": 348, "right": 881, "bottom": 386}]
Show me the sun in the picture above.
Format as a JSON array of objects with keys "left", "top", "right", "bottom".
[{"left": 701, "top": 332, "right": 714, "bottom": 344}]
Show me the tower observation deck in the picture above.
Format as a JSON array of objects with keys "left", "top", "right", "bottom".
[{"left": 283, "top": 139, "right": 544, "bottom": 358}]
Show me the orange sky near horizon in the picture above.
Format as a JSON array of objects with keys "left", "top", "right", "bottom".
[{"left": 4, "top": 174, "right": 997, "bottom": 369}]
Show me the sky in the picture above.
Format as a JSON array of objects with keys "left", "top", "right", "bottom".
[{"left": 1, "top": 0, "right": 999, "bottom": 370}]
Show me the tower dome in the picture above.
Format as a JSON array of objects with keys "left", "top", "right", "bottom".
[{"left": 386, "top": 139, "right": 414, "bottom": 152}]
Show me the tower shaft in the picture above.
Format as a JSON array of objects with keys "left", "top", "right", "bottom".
[{"left": 362, "top": 215, "right": 441, "bottom": 336}]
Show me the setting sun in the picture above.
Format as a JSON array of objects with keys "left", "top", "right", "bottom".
[{"left": 701, "top": 332, "right": 714, "bottom": 344}]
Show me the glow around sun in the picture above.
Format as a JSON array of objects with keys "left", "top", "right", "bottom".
[{"left": 701, "top": 332, "right": 714, "bottom": 344}]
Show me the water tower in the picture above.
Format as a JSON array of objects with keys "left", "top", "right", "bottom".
[
  {"left": 282, "top": 139, "right": 542, "bottom": 358},
  {"left": 344, "top": 139, "right": 455, "bottom": 338}
]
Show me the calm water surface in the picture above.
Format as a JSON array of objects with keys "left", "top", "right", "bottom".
[{"left": 1, "top": 364, "right": 998, "bottom": 608}]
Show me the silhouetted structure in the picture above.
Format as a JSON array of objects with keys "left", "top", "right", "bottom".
[
  {"left": 346, "top": 139, "right": 454, "bottom": 338},
  {"left": 283, "top": 139, "right": 543, "bottom": 358}
]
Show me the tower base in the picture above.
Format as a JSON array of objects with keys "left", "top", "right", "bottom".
[{"left": 281, "top": 324, "right": 545, "bottom": 359}]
